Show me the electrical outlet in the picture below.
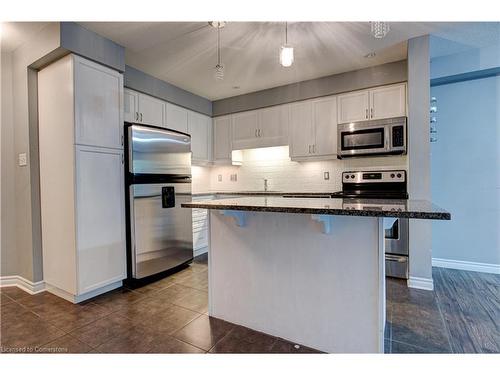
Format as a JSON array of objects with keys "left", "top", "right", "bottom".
[
  {"left": 218, "top": 174, "right": 222, "bottom": 182},
  {"left": 18, "top": 153, "right": 27, "bottom": 167},
  {"left": 230, "top": 173, "right": 238, "bottom": 182},
  {"left": 323, "top": 171, "right": 330, "bottom": 180}
]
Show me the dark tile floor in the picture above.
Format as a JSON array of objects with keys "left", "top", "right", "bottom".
[{"left": 1, "top": 254, "right": 498, "bottom": 354}]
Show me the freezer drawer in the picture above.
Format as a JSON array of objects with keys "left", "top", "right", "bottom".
[
  {"left": 129, "top": 183, "right": 193, "bottom": 279},
  {"left": 385, "top": 254, "right": 409, "bottom": 279}
]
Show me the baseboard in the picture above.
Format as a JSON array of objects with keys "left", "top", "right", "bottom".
[
  {"left": 432, "top": 258, "right": 500, "bottom": 274},
  {"left": 407, "top": 276, "right": 434, "bottom": 291},
  {"left": 194, "top": 247, "right": 208, "bottom": 257},
  {"left": 45, "top": 280, "right": 122, "bottom": 303},
  {"left": 0, "top": 275, "right": 46, "bottom": 294}
]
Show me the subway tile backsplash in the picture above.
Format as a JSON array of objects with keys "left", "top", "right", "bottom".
[{"left": 192, "top": 146, "right": 407, "bottom": 193}]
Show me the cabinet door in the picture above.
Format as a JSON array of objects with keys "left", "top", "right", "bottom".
[
  {"left": 369, "top": 84, "right": 407, "bottom": 120},
  {"left": 75, "top": 146, "right": 126, "bottom": 294},
  {"left": 165, "top": 103, "right": 189, "bottom": 133},
  {"left": 312, "top": 96, "right": 337, "bottom": 157},
  {"left": 289, "top": 101, "right": 314, "bottom": 159},
  {"left": 259, "top": 104, "right": 289, "bottom": 147},
  {"left": 213, "top": 116, "right": 232, "bottom": 163},
  {"left": 124, "top": 89, "right": 138, "bottom": 123},
  {"left": 337, "top": 90, "right": 369, "bottom": 123},
  {"left": 74, "top": 56, "right": 123, "bottom": 149},
  {"left": 138, "top": 93, "right": 164, "bottom": 127},
  {"left": 188, "top": 111, "right": 212, "bottom": 163},
  {"left": 232, "top": 110, "right": 259, "bottom": 149}
]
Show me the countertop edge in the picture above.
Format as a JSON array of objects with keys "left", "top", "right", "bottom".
[{"left": 181, "top": 203, "right": 451, "bottom": 220}]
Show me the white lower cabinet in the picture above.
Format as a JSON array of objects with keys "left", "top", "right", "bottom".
[
  {"left": 38, "top": 54, "right": 126, "bottom": 303},
  {"left": 192, "top": 195, "right": 212, "bottom": 256},
  {"left": 75, "top": 146, "right": 126, "bottom": 294}
]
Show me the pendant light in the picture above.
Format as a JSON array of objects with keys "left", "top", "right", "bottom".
[
  {"left": 280, "top": 22, "right": 294, "bottom": 67},
  {"left": 209, "top": 21, "right": 226, "bottom": 80},
  {"left": 370, "top": 22, "right": 390, "bottom": 39}
]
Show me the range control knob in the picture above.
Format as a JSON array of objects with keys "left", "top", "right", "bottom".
[
  {"left": 397, "top": 173, "right": 402, "bottom": 178},
  {"left": 351, "top": 175, "right": 355, "bottom": 179},
  {"left": 345, "top": 175, "right": 349, "bottom": 179},
  {"left": 390, "top": 173, "right": 395, "bottom": 178}
]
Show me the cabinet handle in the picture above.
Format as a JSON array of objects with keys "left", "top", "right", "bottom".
[
  {"left": 371, "top": 108, "right": 374, "bottom": 118},
  {"left": 365, "top": 109, "right": 368, "bottom": 119},
  {"left": 121, "top": 134, "right": 124, "bottom": 146},
  {"left": 121, "top": 153, "right": 124, "bottom": 164},
  {"left": 259, "top": 129, "right": 262, "bottom": 137},
  {"left": 255, "top": 129, "right": 258, "bottom": 138},
  {"left": 140, "top": 113, "right": 143, "bottom": 122},
  {"left": 313, "top": 144, "right": 316, "bottom": 153},
  {"left": 135, "top": 112, "right": 139, "bottom": 121},
  {"left": 308, "top": 145, "right": 311, "bottom": 154}
]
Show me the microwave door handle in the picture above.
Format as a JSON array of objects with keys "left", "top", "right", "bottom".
[{"left": 385, "top": 130, "right": 390, "bottom": 150}]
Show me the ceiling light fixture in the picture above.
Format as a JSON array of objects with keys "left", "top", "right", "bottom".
[
  {"left": 279, "top": 22, "right": 294, "bottom": 67},
  {"left": 209, "top": 21, "right": 226, "bottom": 80},
  {"left": 370, "top": 22, "right": 390, "bottom": 39}
]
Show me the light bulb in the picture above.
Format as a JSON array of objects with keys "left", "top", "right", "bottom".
[
  {"left": 214, "top": 64, "right": 224, "bottom": 80},
  {"left": 371, "top": 22, "right": 390, "bottom": 39},
  {"left": 280, "top": 45, "right": 294, "bottom": 67}
]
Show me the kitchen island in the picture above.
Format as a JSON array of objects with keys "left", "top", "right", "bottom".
[{"left": 182, "top": 197, "right": 450, "bottom": 353}]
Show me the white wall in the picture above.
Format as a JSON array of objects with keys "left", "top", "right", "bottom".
[
  {"left": 192, "top": 147, "right": 407, "bottom": 193},
  {"left": 431, "top": 76, "right": 500, "bottom": 267},
  {"left": 407, "top": 35, "right": 433, "bottom": 288}
]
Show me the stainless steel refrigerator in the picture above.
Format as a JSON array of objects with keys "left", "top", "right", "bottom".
[{"left": 124, "top": 123, "right": 193, "bottom": 280}]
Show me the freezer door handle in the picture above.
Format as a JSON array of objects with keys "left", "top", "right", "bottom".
[{"left": 161, "top": 186, "right": 175, "bottom": 208}]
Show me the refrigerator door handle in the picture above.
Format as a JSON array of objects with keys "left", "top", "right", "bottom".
[{"left": 161, "top": 186, "right": 175, "bottom": 208}]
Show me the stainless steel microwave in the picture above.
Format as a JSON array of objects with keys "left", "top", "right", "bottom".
[{"left": 337, "top": 116, "right": 407, "bottom": 158}]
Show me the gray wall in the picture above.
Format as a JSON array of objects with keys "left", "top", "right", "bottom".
[
  {"left": 124, "top": 65, "right": 212, "bottom": 116},
  {"left": 431, "top": 76, "right": 499, "bottom": 266},
  {"left": 213, "top": 60, "right": 407, "bottom": 115},
  {"left": 407, "top": 35, "right": 433, "bottom": 285},
  {"left": 1, "top": 22, "right": 127, "bottom": 281},
  {"left": 1, "top": 51, "right": 18, "bottom": 277}
]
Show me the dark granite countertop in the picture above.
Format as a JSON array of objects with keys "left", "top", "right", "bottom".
[
  {"left": 191, "top": 191, "right": 337, "bottom": 197},
  {"left": 182, "top": 196, "right": 451, "bottom": 220}
]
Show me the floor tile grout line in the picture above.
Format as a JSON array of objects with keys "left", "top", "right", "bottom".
[
  {"left": 390, "top": 338, "right": 444, "bottom": 353},
  {"left": 433, "top": 267, "right": 455, "bottom": 354}
]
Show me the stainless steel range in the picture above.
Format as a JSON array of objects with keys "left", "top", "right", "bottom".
[{"left": 331, "top": 170, "right": 409, "bottom": 279}]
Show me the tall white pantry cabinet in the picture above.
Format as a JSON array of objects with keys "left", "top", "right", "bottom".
[{"left": 38, "top": 54, "right": 126, "bottom": 303}]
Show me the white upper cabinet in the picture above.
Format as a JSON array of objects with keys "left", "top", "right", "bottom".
[
  {"left": 188, "top": 111, "right": 212, "bottom": 164},
  {"left": 258, "top": 104, "right": 289, "bottom": 148},
  {"left": 312, "top": 96, "right": 337, "bottom": 157},
  {"left": 124, "top": 89, "right": 138, "bottom": 123},
  {"left": 232, "top": 110, "right": 259, "bottom": 150},
  {"left": 369, "top": 83, "right": 407, "bottom": 120},
  {"left": 337, "top": 90, "right": 370, "bottom": 123},
  {"left": 231, "top": 105, "right": 289, "bottom": 150},
  {"left": 138, "top": 93, "right": 164, "bottom": 127},
  {"left": 74, "top": 55, "right": 123, "bottom": 149},
  {"left": 289, "top": 101, "right": 315, "bottom": 159},
  {"left": 213, "top": 115, "right": 232, "bottom": 163},
  {"left": 289, "top": 96, "right": 338, "bottom": 160},
  {"left": 124, "top": 88, "right": 164, "bottom": 127},
  {"left": 165, "top": 103, "right": 189, "bottom": 133},
  {"left": 337, "top": 83, "right": 407, "bottom": 123}
]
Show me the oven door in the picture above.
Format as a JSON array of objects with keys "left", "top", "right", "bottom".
[{"left": 338, "top": 125, "right": 388, "bottom": 157}]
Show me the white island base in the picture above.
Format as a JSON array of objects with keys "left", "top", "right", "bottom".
[{"left": 208, "top": 210, "right": 386, "bottom": 353}]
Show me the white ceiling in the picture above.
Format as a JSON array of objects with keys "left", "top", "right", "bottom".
[
  {"left": 0, "top": 22, "right": 51, "bottom": 52},
  {"left": 3, "top": 22, "right": 498, "bottom": 100}
]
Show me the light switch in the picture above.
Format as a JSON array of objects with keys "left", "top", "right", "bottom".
[
  {"left": 323, "top": 171, "right": 329, "bottom": 180},
  {"left": 218, "top": 174, "right": 222, "bottom": 182},
  {"left": 18, "top": 153, "right": 27, "bottom": 167}
]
